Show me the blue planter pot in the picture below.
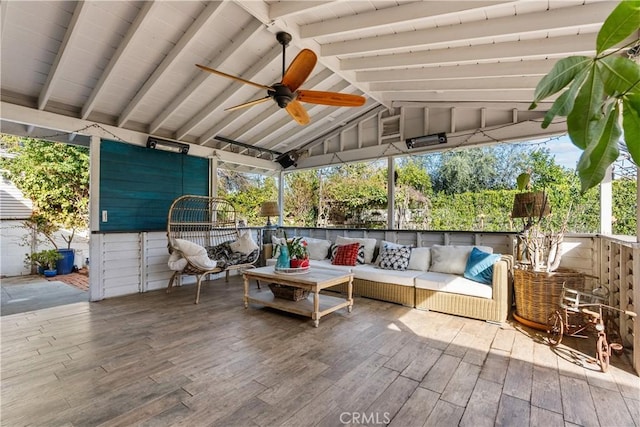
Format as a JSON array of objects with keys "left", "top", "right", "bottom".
[
  {"left": 56, "top": 249, "right": 75, "bottom": 275},
  {"left": 43, "top": 269, "right": 57, "bottom": 277}
]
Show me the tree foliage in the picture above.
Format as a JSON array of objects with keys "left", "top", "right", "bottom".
[
  {"left": 277, "top": 144, "right": 633, "bottom": 235},
  {"left": 613, "top": 177, "right": 638, "bottom": 235},
  {"left": 284, "top": 170, "right": 319, "bottom": 226},
  {"left": 220, "top": 172, "right": 278, "bottom": 226},
  {"left": 1, "top": 136, "right": 89, "bottom": 248},
  {"left": 529, "top": 1, "right": 640, "bottom": 193}
]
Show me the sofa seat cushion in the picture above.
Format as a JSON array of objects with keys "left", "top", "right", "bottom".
[
  {"left": 267, "top": 258, "right": 354, "bottom": 273},
  {"left": 311, "top": 259, "right": 354, "bottom": 273},
  {"left": 415, "top": 271, "right": 493, "bottom": 299},
  {"left": 352, "top": 264, "right": 422, "bottom": 287}
]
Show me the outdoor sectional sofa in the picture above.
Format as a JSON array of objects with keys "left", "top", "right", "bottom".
[{"left": 265, "top": 236, "right": 513, "bottom": 323}]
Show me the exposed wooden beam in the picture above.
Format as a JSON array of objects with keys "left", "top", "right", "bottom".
[
  {"left": 270, "top": 102, "right": 378, "bottom": 155},
  {"left": 383, "top": 89, "right": 540, "bottom": 103},
  {"left": 301, "top": 1, "right": 509, "bottom": 39},
  {"left": 0, "top": 102, "right": 278, "bottom": 171},
  {"left": 295, "top": 104, "right": 387, "bottom": 153},
  {"left": 341, "top": 33, "right": 598, "bottom": 71},
  {"left": 212, "top": 149, "right": 277, "bottom": 171},
  {"left": 81, "top": 2, "right": 156, "bottom": 119},
  {"left": 117, "top": 1, "right": 226, "bottom": 127},
  {"left": 38, "top": 1, "right": 89, "bottom": 110},
  {"left": 322, "top": 2, "right": 610, "bottom": 56},
  {"left": 149, "top": 20, "right": 263, "bottom": 134},
  {"left": 392, "top": 101, "right": 554, "bottom": 110},
  {"left": 370, "top": 76, "right": 542, "bottom": 92},
  {"left": 356, "top": 59, "right": 554, "bottom": 83},
  {"left": 269, "top": 1, "right": 337, "bottom": 20}
]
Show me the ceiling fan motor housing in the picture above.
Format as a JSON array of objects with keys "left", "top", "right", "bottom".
[{"left": 270, "top": 83, "right": 295, "bottom": 108}]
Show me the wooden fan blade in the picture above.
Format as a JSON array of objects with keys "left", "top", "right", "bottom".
[
  {"left": 225, "top": 96, "right": 271, "bottom": 112},
  {"left": 282, "top": 49, "right": 317, "bottom": 92},
  {"left": 196, "top": 64, "right": 272, "bottom": 91},
  {"left": 285, "top": 100, "right": 310, "bottom": 125},
  {"left": 296, "top": 90, "right": 366, "bottom": 107}
]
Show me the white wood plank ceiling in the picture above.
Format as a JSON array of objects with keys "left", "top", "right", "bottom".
[{"left": 0, "top": 1, "right": 628, "bottom": 173}]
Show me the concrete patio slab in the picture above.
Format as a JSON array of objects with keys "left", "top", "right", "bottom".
[{"left": 1, "top": 275, "right": 88, "bottom": 316}]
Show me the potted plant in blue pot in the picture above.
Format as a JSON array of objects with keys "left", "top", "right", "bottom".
[{"left": 28, "top": 249, "right": 63, "bottom": 277}]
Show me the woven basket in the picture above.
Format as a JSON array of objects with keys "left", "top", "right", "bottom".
[
  {"left": 513, "top": 267, "right": 585, "bottom": 329},
  {"left": 511, "top": 191, "right": 550, "bottom": 218},
  {"left": 268, "top": 283, "right": 310, "bottom": 301}
]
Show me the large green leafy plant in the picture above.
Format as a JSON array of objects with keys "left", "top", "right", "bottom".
[{"left": 530, "top": 1, "right": 640, "bottom": 193}]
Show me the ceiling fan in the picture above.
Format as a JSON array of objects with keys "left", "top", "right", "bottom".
[{"left": 195, "top": 32, "right": 366, "bottom": 125}]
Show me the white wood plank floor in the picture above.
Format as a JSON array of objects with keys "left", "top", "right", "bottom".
[{"left": 2, "top": 276, "right": 639, "bottom": 426}]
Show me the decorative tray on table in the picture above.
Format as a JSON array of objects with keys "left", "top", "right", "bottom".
[{"left": 274, "top": 266, "right": 310, "bottom": 275}]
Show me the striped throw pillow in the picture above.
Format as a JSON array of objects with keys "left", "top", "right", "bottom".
[{"left": 331, "top": 242, "right": 362, "bottom": 266}]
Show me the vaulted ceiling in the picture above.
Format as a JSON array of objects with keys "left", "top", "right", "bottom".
[{"left": 0, "top": 1, "right": 625, "bottom": 173}]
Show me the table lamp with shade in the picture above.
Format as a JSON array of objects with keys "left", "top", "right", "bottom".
[
  {"left": 260, "top": 201, "right": 279, "bottom": 227},
  {"left": 260, "top": 202, "right": 280, "bottom": 249}
]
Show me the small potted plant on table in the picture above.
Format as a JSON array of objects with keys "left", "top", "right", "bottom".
[{"left": 287, "top": 236, "right": 309, "bottom": 268}]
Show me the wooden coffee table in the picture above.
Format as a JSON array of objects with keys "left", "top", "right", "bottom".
[{"left": 243, "top": 266, "right": 353, "bottom": 327}]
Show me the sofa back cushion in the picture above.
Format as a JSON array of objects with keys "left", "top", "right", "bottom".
[
  {"left": 408, "top": 247, "right": 431, "bottom": 271},
  {"left": 303, "top": 237, "right": 332, "bottom": 260},
  {"left": 430, "top": 245, "right": 493, "bottom": 275}
]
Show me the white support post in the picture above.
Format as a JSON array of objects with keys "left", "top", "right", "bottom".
[
  {"left": 278, "top": 170, "right": 285, "bottom": 227},
  {"left": 600, "top": 165, "right": 613, "bottom": 235},
  {"left": 210, "top": 157, "right": 218, "bottom": 197},
  {"left": 388, "top": 157, "right": 395, "bottom": 230},
  {"left": 88, "top": 135, "right": 103, "bottom": 301},
  {"left": 637, "top": 168, "right": 639, "bottom": 243}
]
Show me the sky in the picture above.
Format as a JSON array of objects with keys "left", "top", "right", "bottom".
[{"left": 538, "top": 135, "right": 582, "bottom": 170}]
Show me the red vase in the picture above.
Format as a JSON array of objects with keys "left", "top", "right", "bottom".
[{"left": 290, "top": 258, "right": 309, "bottom": 268}]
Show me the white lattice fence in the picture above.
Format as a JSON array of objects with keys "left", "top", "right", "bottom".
[{"left": 601, "top": 237, "right": 638, "bottom": 374}]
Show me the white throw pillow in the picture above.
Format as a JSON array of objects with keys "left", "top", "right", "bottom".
[
  {"left": 335, "top": 236, "right": 377, "bottom": 264},
  {"left": 430, "top": 245, "right": 493, "bottom": 275},
  {"left": 303, "top": 237, "right": 332, "bottom": 260},
  {"left": 230, "top": 231, "right": 259, "bottom": 255},
  {"left": 408, "top": 247, "right": 431, "bottom": 271},
  {"left": 173, "top": 238, "right": 207, "bottom": 257},
  {"left": 173, "top": 238, "right": 219, "bottom": 270},
  {"left": 167, "top": 251, "right": 188, "bottom": 271}
]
